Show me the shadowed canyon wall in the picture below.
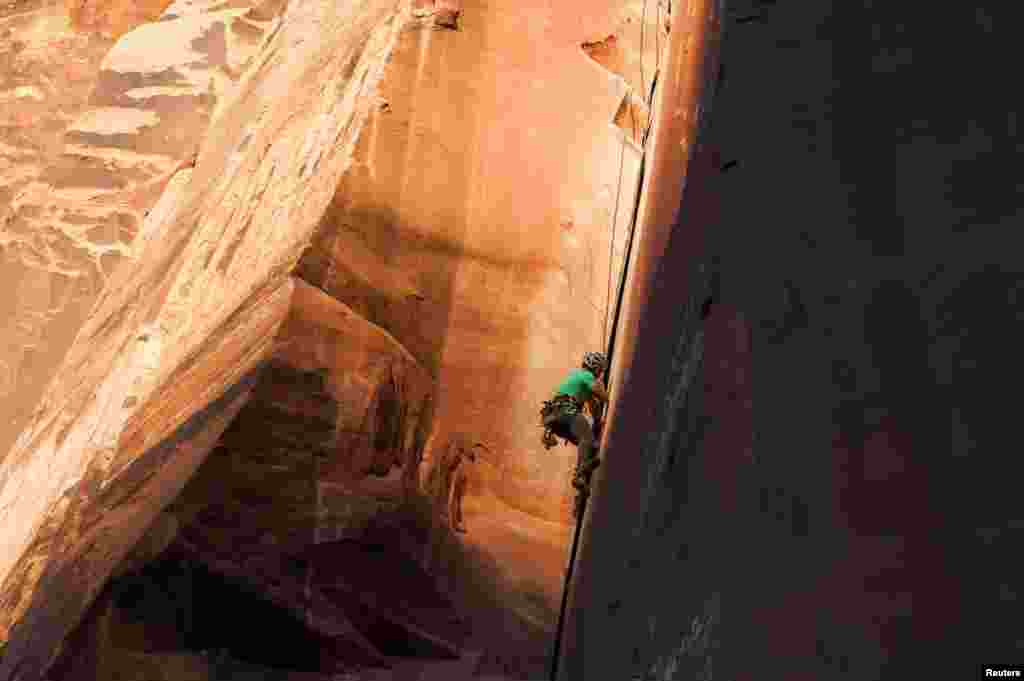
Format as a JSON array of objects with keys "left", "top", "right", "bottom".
[{"left": 558, "top": 1, "right": 1021, "bottom": 680}]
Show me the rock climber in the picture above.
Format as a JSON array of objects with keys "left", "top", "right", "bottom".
[{"left": 540, "top": 351, "right": 609, "bottom": 490}]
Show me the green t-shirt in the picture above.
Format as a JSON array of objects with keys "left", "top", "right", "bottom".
[{"left": 555, "top": 369, "right": 596, "bottom": 402}]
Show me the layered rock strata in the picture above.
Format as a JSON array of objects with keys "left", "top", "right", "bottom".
[{"left": 0, "top": 0, "right": 409, "bottom": 676}]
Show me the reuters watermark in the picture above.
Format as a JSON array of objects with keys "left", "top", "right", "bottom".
[{"left": 981, "top": 665, "right": 1024, "bottom": 679}]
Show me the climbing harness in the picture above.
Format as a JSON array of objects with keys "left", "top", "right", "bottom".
[
  {"left": 541, "top": 351, "right": 606, "bottom": 449},
  {"left": 539, "top": 394, "right": 583, "bottom": 449}
]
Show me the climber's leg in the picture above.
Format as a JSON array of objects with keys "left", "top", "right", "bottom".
[
  {"left": 568, "top": 414, "right": 593, "bottom": 465},
  {"left": 567, "top": 414, "right": 599, "bottom": 489}
]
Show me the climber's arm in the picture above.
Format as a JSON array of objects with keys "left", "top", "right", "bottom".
[{"left": 590, "top": 377, "right": 609, "bottom": 404}]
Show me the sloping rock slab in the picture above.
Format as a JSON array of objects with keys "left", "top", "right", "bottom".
[
  {"left": 0, "top": 0, "right": 409, "bottom": 676},
  {"left": 0, "top": 277, "right": 292, "bottom": 681},
  {"left": 174, "top": 531, "right": 392, "bottom": 669}
]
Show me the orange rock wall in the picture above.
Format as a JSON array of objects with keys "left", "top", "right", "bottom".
[
  {"left": 0, "top": 0, "right": 282, "bottom": 463},
  {"left": 0, "top": 0, "right": 408, "bottom": 677},
  {"left": 299, "top": 0, "right": 669, "bottom": 522}
]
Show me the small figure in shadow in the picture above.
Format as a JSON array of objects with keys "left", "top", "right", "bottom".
[
  {"left": 449, "top": 443, "right": 485, "bottom": 533},
  {"left": 429, "top": 437, "right": 461, "bottom": 523}
]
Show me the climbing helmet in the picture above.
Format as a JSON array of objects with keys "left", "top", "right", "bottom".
[{"left": 582, "top": 351, "right": 607, "bottom": 375}]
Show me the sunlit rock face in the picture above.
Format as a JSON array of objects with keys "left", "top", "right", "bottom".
[
  {"left": 65, "top": 0, "right": 173, "bottom": 38},
  {"left": 0, "top": 0, "right": 280, "bottom": 464},
  {"left": 0, "top": 0, "right": 671, "bottom": 678},
  {"left": 297, "top": 0, "right": 666, "bottom": 526},
  {"left": 1, "top": 2, "right": 122, "bottom": 461},
  {"left": 290, "top": 2, "right": 667, "bottom": 676},
  {"left": 0, "top": 0, "right": 408, "bottom": 676}
]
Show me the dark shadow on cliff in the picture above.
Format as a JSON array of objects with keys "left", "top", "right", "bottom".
[
  {"left": 579, "top": 2, "right": 1023, "bottom": 680},
  {"left": 426, "top": 513, "right": 556, "bottom": 680},
  {"left": 2, "top": 367, "right": 264, "bottom": 681}
]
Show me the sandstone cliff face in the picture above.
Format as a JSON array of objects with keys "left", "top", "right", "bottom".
[
  {"left": 1, "top": 1, "right": 121, "bottom": 461},
  {"left": 173, "top": 278, "right": 435, "bottom": 559},
  {"left": 65, "top": 0, "right": 173, "bottom": 38},
  {"left": 1, "top": 0, "right": 672, "bottom": 677},
  {"left": 0, "top": 0, "right": 281, "bottom": 461},
  {"left": 39, "top": 275, "right": 454, "bottom": 680},
  {"left": 0, "top": 0, "right": 408, "bottom": 676},
  {"left": 276, "top": 279, "right": 435, "bottom": 493},
  {"left": 298, "top": 0, "right": 668, "bottom": 524}
]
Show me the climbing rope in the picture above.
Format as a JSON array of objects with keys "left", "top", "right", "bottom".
[
  {"left": 605, "top": 1, "right": 664, "bottom": 376},
  {"left": 605, "top": 69, "right": 658, "bottom": 380},
  {"left": 549, "top": 4, "right": 671, "bottom": 676},
  {"left": 603, "top": 132, "right": 627, "bottom": 346},
  {"left": 550, "top": 145, "right": 647, "bottom": 680},
  {"left": 550, "top": 7, "right": 666, "bottom": 680},
  {"left": 603, "top": 0, "right": 663, "bottom": 346}
]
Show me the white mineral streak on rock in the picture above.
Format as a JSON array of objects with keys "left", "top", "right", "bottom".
[{"left": 69, "top": 107, "right": 161, "bottom": 135}]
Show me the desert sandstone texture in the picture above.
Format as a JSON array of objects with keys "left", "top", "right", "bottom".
[{"left": 1, "top": 0, "right": 672, "bottom": 678}]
